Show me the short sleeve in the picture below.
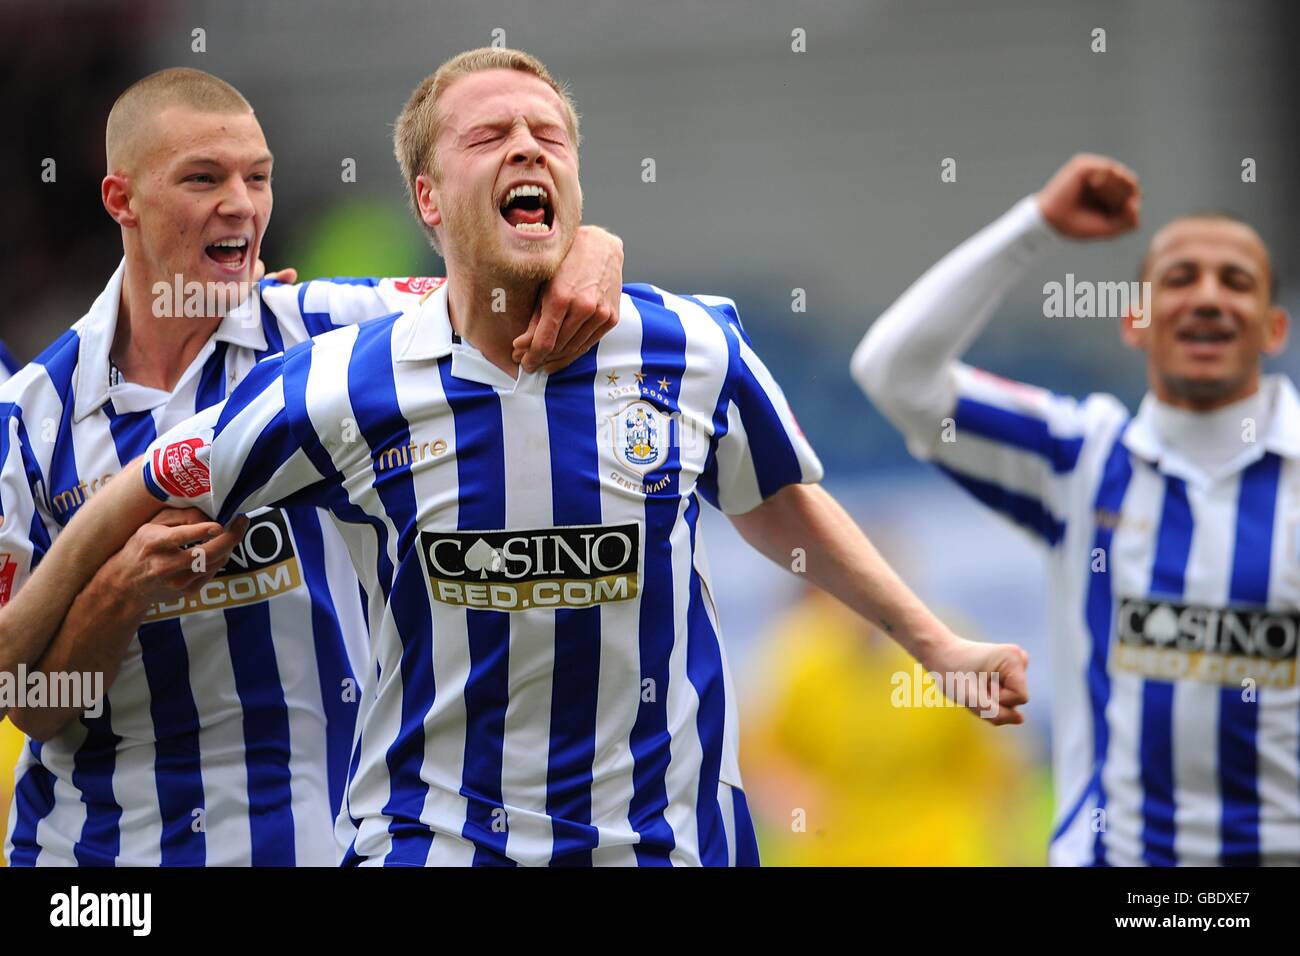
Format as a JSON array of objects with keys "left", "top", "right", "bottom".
[
  {"left": 142, "top": 353, "right": 328, "bottom": 525},
  {"left": 0, "top": 407, "right": 52, "bottom": 604},
  {"left": 260, "top": 276, "right": 441, "bottom": 345},
  {"left": 695, "top": 297, "right": 824, "bottom": 515}
]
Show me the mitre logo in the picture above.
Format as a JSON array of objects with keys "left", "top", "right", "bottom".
[{"left": 419, "top": 522, "right": 641, "bottom": 611}]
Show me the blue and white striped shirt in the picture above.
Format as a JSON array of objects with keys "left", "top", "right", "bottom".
[
  {"left": 853, "top": 196, "right": 1300, "bottom": 866},
  {"left": 141, "top": 281, "right": 822, "bottom": 866},
  {"left": 910, "top": 366, "right": 1300, "bottom": 866},
  {"left": 1, "top": 263, "right": 429, "bottom": 866}
]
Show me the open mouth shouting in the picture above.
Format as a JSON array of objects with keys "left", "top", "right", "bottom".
[
  {"left": 204, "top": 236, "right": 251, "bottom": 272},
  {"left": 499, "top": 183, "right": 555, "bottom": 237}
]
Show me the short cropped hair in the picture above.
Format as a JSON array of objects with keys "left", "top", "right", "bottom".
[
  {"left": 1140, "top": 210, "right": 1278, "bottom": 302},
  {"left": 106, "top": 67, "right": 253, "bottom": 172}
]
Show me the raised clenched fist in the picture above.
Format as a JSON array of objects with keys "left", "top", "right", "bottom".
[{"left": 1036, "top": 153, "right": 1141, "bottom": 240}]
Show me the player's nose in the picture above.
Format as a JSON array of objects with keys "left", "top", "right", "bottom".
[
  {"left": 506, "top": 129, "right": 546, "bottom": 167},
  {"left": 217, "top": 179, "right": 257, "bottom": 220},
  {"left": 1188, "top": 274, "right": 1226, "bottom": 315}
]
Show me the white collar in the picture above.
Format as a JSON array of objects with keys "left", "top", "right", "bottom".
[
  {"left": 1122, "top": 374, "right": 1300, "bottom": 484},
  {"left": 394, "top": 281, "right": 545, "bottom": 391},
  {"left": 73, "top": 260, "right": 269, "bottom": 422},
  {"left": 395, "top": 281, "right": 455, "bottom": 363}
]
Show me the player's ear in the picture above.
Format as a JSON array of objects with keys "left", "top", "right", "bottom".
[
  {"left": 415, "top": 173, "right": 442, "bottom": 230},
  {"left": 102, "top": 174, "right": 138, "bottom": 228},
  {"left": 1263, "top": 305, "right": 1289, "bottom": 356},
  {"left": 1119, "top": 307, "right": 1148, "bottom": 351}
]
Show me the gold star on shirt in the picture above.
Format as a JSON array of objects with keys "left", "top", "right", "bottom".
[
  {"left": 633, "top": 370, "right": 645, "bottom": 384},
  {"left": 606, "top": 371, "right": 620, "bottom": 385},
  {"left": 657, "top": 377, "right": 671, "bottom": 391}
]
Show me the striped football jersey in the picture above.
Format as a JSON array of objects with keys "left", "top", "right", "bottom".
[
  {"left": 140, "top": 281, "right": 822, "bottom": 865},
  {"left": 1, "top": 263, "right": 435, "bottom": 865},
  {"left": 916, "top": 365, "right": 1300, "bottom": 866}
]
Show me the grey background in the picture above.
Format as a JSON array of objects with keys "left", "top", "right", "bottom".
[
  {"left": 4, "top": 0, "right": 1297, "bottom": 475},
  {"left": 4, "top": 0, "right": 1297, "bottom": 853}
]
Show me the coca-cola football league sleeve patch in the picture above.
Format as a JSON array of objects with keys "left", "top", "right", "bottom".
[{"left": 143, "top": 430, "right": 217, "bottom": 516}]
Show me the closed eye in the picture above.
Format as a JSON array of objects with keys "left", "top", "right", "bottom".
[{"left": 1221, "top": 267, "right": 1256, "bottom": 292}]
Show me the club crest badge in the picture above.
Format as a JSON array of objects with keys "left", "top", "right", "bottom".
[{"left": 612, "top": 400, "right": 669, "bottom": 475}]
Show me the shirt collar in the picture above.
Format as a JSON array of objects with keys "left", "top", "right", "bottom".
[
  {"left": 72, "top": 261, "right": 128, "bottom": 423},
  {"left": 394, "top": 281, "right": 540, "bottom": 392},
  {"left": 212, "top": 286, "right": 271, "bottom": 352},
  {"left": 73, "top": 261, "right": 268, "bottom": 422},
  {"left": 1262, "top": 374, "right": 1300, "bottom": 459},
  {"left": 395, "top": 281, "right": 455, "bottom": 362},
  {"left": 1122, "top": 374, "right": 1300, "bottom": 478}
]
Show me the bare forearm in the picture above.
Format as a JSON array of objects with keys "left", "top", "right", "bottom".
[
  {"left": 730, "top": 484, "right": 950, "bottom": 665},
  {"left": 7, "top": 558, "right": 148, "bottom": 740},
  {"left": 0, "top": 458, "right": 161, "bottom": 666},
  {"left": 1, "top": 623, "right": 53, "bottom": 700},
  {"left": 733, "top": 483, "right": 1033, "bottom": 726}
]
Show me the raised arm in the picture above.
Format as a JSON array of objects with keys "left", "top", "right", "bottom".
[
  {"left": 849, "top": 155, "right": 1141, "bottom": 547},
  {"left": 850, "top": 153, "right": 1139, "bottom": 440}
]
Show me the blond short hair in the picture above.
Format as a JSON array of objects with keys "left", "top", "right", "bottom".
[
  {"left": 106, "top": 67, "right": 253, "bottom": 173},
  {"left": 393, "top": 48, "right": 580, "bottom": 238}
]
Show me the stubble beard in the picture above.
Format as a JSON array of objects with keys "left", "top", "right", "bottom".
[
  {"left": 1158, "top": 366, "right": 1253, "bottom": 409},
  {"left": 441, "top": 190, "right": 570, "bottom": 286}
]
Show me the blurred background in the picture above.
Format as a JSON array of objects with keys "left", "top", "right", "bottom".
[{"left": 3, "top": 0, "right": 1298, "bottom": 865}]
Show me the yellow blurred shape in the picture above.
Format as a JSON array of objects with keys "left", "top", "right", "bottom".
[
  {"left": 0, "top": 718, "right": 24, "bottom": 867},
  {"left": 742, "top": 591, "right": 1051, "bottom": 865}
]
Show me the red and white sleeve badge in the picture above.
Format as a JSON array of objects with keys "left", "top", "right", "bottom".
[{"left": 152, "top": 437, "right": 212, "bottom": 500}]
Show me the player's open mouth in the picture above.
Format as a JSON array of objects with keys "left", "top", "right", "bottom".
[
  {"left": 205, "top": 237, "right": 250, "bottom": 270},
  {"left": 1176, "top": 322, "right": 1237, "bottom": 359},
  {"left": 499, "top": 184, "right": 554, "bottom": 235},
  {"left": 1176, "top": 326, "right": 1236, "bottom": 344}
]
